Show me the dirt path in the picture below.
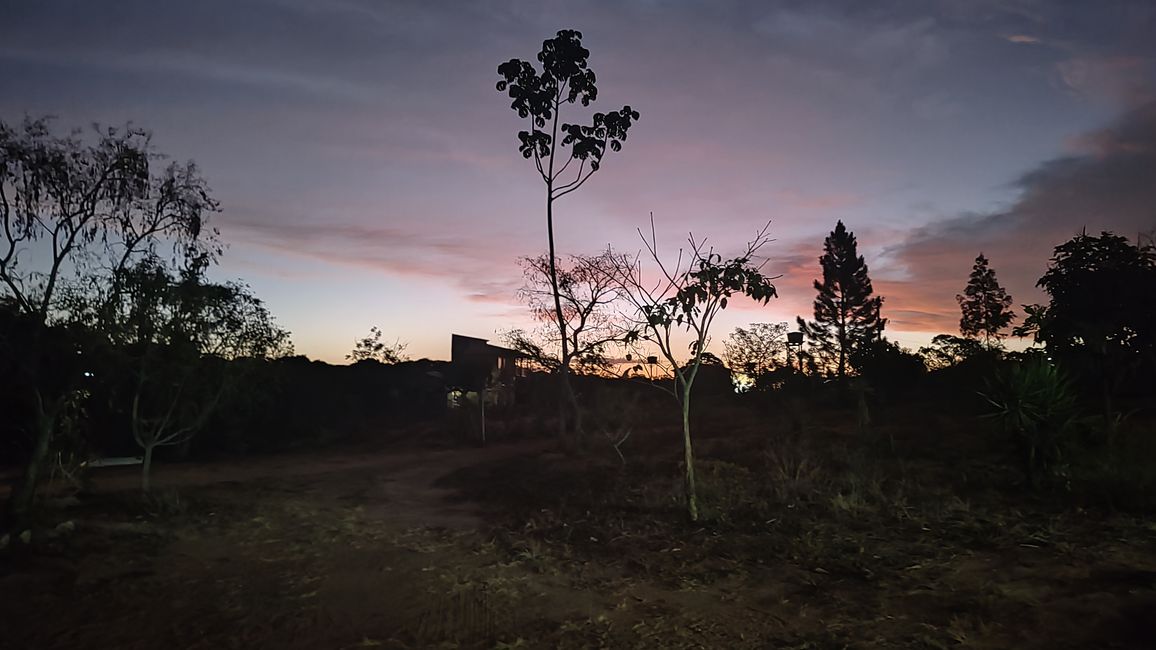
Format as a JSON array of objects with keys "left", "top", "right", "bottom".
[
  {"left": 4, "top": 436, "right": 1156, "bottom": 649},
  {"left": 2, "top": 440, "right": 594, "bottom": 649},
  {"left": 87, "top": 439, "right": 555, "bottom": 504}
]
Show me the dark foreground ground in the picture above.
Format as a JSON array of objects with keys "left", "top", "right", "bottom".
[{"left": 2, "top": 405, "right": 1155, "bottom": 649}]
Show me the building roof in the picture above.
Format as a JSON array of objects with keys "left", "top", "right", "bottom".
[{"left": 451, "top": 333, "right": 526, "bottom": 359}]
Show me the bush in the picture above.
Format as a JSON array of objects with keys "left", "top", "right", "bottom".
[{"left": 980, "top": 357, "right": 1080, "bottom": 488}]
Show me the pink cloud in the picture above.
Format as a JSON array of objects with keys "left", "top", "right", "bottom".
[{"left": 221, "top": 218, "right": 529, "bottom": 305}]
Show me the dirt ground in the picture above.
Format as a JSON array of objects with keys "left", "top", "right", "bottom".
[{"left": 2, "top": 410, "right": 1155, "bottom": 649}]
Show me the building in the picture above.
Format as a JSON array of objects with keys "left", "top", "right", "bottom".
[{"left": 448, "top": 334, "right": 527, "bottom": 406}]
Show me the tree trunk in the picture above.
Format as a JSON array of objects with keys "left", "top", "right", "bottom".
[
  {"left": 544, "top": 102, "right": 582, "bottom": 449},
  {"left": 837, "top": 316, "right": 847, "bottom": 380},
  {"left": 5, "top": 392, "right": 58, "bottom": 529},
  {"left": 480, "top": 387, "right": 487, "bottom": 447},
  {"left": 546, "top": 175, "right": 579, "bottom": 448},
  {"left": 681, "top": 385, "right": 699, "bottom": 522},
  {"left": 141, "top": 444, "right": 155, "bottom": 494},
  {"left": 566, "top": 377, "right": 584, "bottom": 449}
]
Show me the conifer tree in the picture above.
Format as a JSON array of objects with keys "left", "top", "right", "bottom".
[
  {"left": 797, "top": 220, "right": 885, "bottom": 378},
  {"left": 956, "top": 253, "right": 1015, "bottom": 345}
]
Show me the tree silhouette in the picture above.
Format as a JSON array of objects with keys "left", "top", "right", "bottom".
[
  {"left": 1015, "top": 231, "right": 1156, "bottom": 421},
  {"left": 0, "top": 116, "right": 218, "bottom": 524},
  {"left": 956, "top": 253, "right": 1014, "bottom": 345},
  {"left": 88, "top": 255, "right": 292, "bottom": 492},
  {"left": 496, "top": 30, "right": 640, "bottom": 441},
  {"left": 723, "top": 322, "right": 788, "bottom": 388},
  {"left": 504, "top": 251, "right": 630, "bottom": 383},
  {"left": 797, "top": 221, "right": 884, "bottom": 379},
  {"left": 347, "top": 326, "right": 408, "bottom": 364},
  {"left": 614, "top": 218, "right": 778, "bottom": 521},
  {"left": 918, "top": 333, "right": 985, "bottom": 370}
]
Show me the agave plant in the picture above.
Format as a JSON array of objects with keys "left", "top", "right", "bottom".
[{"left": 980, "top": 356, "right": 1080, "bottom": 487}]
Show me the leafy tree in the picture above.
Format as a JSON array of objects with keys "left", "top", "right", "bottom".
[
  {"left": 0, "top": 116, "right": 217, "bottom": 524},
  {"left": 91, "top": 256, "right": 292, "bottom": 491},
  {"left": 1014, "top": 231, "right": 1156, "bottom": 421},
  {"left": 347, "top": 326, "right": 408, "bottom": 364},
  {"left": 797, "top": 220, "right": 885, "bottom": 379},
  {"left": 615, "top": 219, "right": 778, "bottom": 521},
  {"left": 849, "top": 337, "right": 925, "bottom": 394},
  {"left": 956, "top": 253, "right": 1015, "bottom": 344},
  {"left": 918, "top": 334, "right": 986, "bottom": 371},
  {"left": 496, "top": 30, "right": 640, "bottom": 439},
  {"left": 723, "top": 322, "right": 788, "bottom": 390}
]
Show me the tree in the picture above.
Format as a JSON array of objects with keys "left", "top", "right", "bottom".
[
  {"left": 849, "top": 337, "right": 925, "bottom": 394},
  {"left": 347, "top": 326, "right": 408, "bottom": 364},
  {"left": 496, "top": 30, "right": 640, "bottom": 440},
  {"left": 1014, "top": 231, "right": 1156, "bottom": 422},
  {"left": 504, "top": 251, "right": 630, "bottom": 433},
  {"left": 797, "top": 220, "right": 885, "bottom": 379},
  {"left": 723, "top": 322, "right": 788, "bottom": 389},
  {"left": 92, "top": 256, "right": 291, "bottom": 492},
  {"left": 918, "top": 333, "right": 986, "bottom": 371},
  {"left": 956, "top": 253, "right": 1015, "bottom": 344},
  {"left": 1, "top": 116, "right": 217, "bottom": 524},
  {"left": 614, "top": 219, "right": 778, "bottom": 521}
]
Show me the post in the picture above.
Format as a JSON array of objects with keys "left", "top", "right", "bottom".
[{"left": 480, "top": 388, "right": 486, "bottom": 446}]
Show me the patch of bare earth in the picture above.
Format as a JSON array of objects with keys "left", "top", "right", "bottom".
[{"left": 2, "top": 423, "right": 1155, "bottom": 649}]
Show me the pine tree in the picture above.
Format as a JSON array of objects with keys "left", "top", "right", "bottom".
[
  {"left": 956, "top": 253, "right": 1014, "bottom": 345},
  {"left": 797, "top": 221, "right": 885, "bottom": 379}
]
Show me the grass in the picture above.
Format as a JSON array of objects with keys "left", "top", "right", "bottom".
[{"left": 2, "top": 399, "right": 1155, "bottom": 648}]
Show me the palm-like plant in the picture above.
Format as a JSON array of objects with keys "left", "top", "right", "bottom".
[{"left": 980, "top": 356, "right": 1080, "bottom": 487}]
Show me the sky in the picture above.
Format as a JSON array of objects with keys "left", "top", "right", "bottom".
[{"left": 2, "top": 0, "right": 1154, "bottom": 363}]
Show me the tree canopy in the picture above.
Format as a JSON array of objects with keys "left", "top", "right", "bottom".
[
  {"left": 1016, "top": 232, "right": 1156, "bottom": 359},
  {"left": 504, "top": 250, "right": 630, "bottom": 377},
  {"left": 348, "top": 326, "right": 409, "bottom": 365},
  {"left": 723, "top": 322, "right": 788, "bottom": 388}
]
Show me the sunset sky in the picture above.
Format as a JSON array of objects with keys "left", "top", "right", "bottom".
[{"left": 3, "top": 0, "right": 1154, "bottom": 363}]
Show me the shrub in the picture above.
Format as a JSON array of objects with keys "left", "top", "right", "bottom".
[{"left": 980, "top": 357, "right": 1080, "bottom": 488}]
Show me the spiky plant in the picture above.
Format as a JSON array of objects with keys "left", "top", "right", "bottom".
[{"left": 980, "top": 356, "right": 1080, "bottom": 488}]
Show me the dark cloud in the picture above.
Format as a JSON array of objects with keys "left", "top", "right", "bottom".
[{"left": 880, "top": 101, "right": 1156, "bottom": 331}]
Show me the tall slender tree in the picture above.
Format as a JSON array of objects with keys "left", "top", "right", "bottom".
[
  {"left": 797, "top": 220, "right": 884, "bottom": 379},
  {"left": 496, "top": 30, "right": 639, "bottom": 442},
  {"left": 956, "top": 253, "right": 1015, "bottom": 345}
]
